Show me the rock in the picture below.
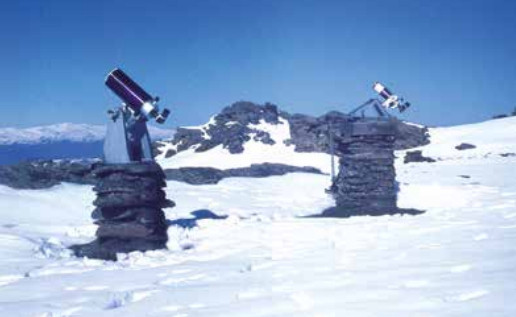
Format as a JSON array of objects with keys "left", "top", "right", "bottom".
[
  {"left": 93, "top": 162, "right": 166, "bottom": 178},
  {"left": 0, "top": 160, "right": 324, "bottom": 189},
  {"left": 224, "top": 163, "right": 321, "bottom": 178},
  {"left": 0, "top": 160, "right": 98, "bottom": 189},
  {"left": 164, "top": 149, "right": 176, "bottom": 158},
  {"left": 500, "top": 153, "right": 516, "bottom": 157},
  {"left": 164, "top": 167, "right": 224, "bottom": 185},
  {"left": 394, "top": 122, "right": 430, "bottom": 150},
  {"left": 404, "top": 150, "right": 436, "bottom": 163},
  {"left": 164, "top": 163, "right": 323, "bottom": 185},
  {"left": 70, "top": 238, "right": 166, "bottom": 262},
  {"left": 156, "top": 101, "right": 432, "bottom": 160},
  {"left": 71, "top": 161, "right": 172, "bottom": 260},
  {"left": 455, "top": 143, "right": 476, "bottom": 150},
  {"left": 96, "top": 222, "right": 156, "bottom": 239},
  {"left": 326, "top": 118, "right": 423, "bottom": 217},
  {"left": 158, "top": 101, "right": 283, "bottom": 156}
]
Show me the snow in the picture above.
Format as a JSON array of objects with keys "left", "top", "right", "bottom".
[
  {"left": 0, "top": 123, "right": 175, "bottom": 145},
  {"left": 0, "top": 123, "right": 106, "bottom": 145},
  {"left": 157, "top": 117, "right": 334, "bottom": 174},
  {"left": 400, "top": 116, "right": 516, "bottom": 161},
  {"left": 0, "top": 117, "right": 516, "bottom": 316}
]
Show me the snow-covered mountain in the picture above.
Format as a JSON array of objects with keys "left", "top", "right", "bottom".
[
  {"left": 0, "top": 115, "right": 515, "bottom": 316},
  {"left": 0, "top": 123, "right": 175, "bottom": 165},
  {"left": 0, "top": 123, "right": 105, "bottom": 145},
  {"left": 0, "top": 123, "right": 175, "bottom": 145}
]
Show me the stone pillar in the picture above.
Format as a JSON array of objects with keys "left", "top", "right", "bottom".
[
  {"left": 71, "top": 162, "right": 174, "bottom": 260},
  {"left": 324, "top": 119, "right": 399, "bottom": 217}
]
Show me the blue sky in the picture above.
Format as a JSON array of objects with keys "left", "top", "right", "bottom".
[{"left": 2, "top": 0, "right": 515, "bottom": 128}]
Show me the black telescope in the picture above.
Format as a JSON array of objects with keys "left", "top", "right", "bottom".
[{"left": 105, "top": 68, "right": 170, "bottom": 123}]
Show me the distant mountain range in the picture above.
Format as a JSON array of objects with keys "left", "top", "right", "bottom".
[{"left": 0, "top": 123, "right": 175, "bottom": 165}]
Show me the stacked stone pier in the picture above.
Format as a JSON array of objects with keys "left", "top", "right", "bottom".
[
  {"left": 71, "top": 162, "right": 174, "bottom": 260},
  {"left": 324, "top": 118, "right": 423, "bottom": 217}
]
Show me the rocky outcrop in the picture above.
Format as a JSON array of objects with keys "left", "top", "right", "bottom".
[
  {"left": 285, "top": 111, "right": 351, "bottom": 153},
  {"left": 455, "top": 143, "right": 476, "bottom": 151},
  {"left": 394, "top": 122, "right": 430, "bottom": 150},
  {"left": 165, "top": 163, "right": 323, "bottom": 185},
  {"left": 0, "top": 160, "right": 323, "bottom": 189},
  {"left": 0, "top": 160, "right": 98, "bottom": 189},
  {"left": 158, "top": 101, "right": 283, "bottom": 157},
  {"left": 70, "top": 162, "right": 174, "bottom": 261},
  {"left": 404, "top": 150, "right": 436, "bottom": 163},
  {"left": 157, "top": 101, "right": 430, "bottom": 159},
  {"left": 286, "top": 113, "right": 429, "bottom": 153}
]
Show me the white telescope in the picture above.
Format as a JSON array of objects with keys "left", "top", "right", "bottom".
[{"left": 373, "top": 82, "right": 410, "bottom": 112}]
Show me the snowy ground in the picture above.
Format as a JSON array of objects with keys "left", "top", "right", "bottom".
[{"left": 1, "top": 117, "right": 515, "bottom": 316}]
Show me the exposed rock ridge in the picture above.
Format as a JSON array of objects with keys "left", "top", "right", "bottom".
[
  {"left": 0, "top": 160, "right": 323, "bottom": 189},
  {"left": 164, "top": 163, "right": 323, "bottom": 185},
  {"left": 157, "top": 101, "right": 430, "bottom": 159}
]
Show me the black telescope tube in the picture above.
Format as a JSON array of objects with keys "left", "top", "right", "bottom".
[{"left": 105, "top": 68, "right": 154, "bottom": 111}]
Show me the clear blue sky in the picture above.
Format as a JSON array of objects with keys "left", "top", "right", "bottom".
[{"left": 2, "top": 0, "right": 515, "bottom": 128}]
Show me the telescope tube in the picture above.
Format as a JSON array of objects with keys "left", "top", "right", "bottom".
[
  {"left": 105, "top": 68, "right": 154, "bottom": 113},
  {"left": 373, "top": 82, "right": 393, "bottom": 100}
]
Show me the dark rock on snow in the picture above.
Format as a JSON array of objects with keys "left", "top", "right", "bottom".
[
  {"left": 455, "top": 143, "right": 476, "bottom": 150},
  {"left": 0, "top": 160, "right": 98, "bottom": 189},
  {"left": 164, "top": 167, "right": 224, "bottom": 185},
  {"left": 0, "top": 160, "right": 324, "bottom": 189},
  {"left": 403, "top": 150, "right": 436, "bottom": 163},
  {"left": 164, "top": 163, "right": 323, "bottom": 185}
]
